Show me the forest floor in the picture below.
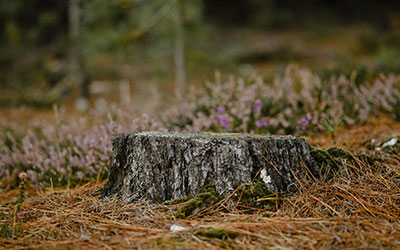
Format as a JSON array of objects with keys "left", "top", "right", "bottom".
[{"left": 1, "top": 115, "right": 400, "bottom": 249}]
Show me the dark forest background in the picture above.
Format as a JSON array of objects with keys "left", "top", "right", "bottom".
[{"left": 1, "top": 0, "right": 400, "bottom": 108}]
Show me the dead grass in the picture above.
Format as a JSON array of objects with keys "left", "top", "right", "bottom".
[{"left": 1, "top": 121, "right": 400, "bottom": 249}]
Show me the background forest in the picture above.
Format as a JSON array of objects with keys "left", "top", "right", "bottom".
[{"left": 1, "top": 0, "right": 400, "bottom": 108}]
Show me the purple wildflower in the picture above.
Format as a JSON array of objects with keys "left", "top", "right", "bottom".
[
  {"left": 255, "top": 118, "right": 268, "bottom": 128},
  {"left": 298, "top": 118, "right": 309, "bottom": 127},
  {"left": 218, "top": 115, "right": 230, "bottom": 128},
  {"left": 297, "top": 114, "right": 312, "bottom": 134},
  {"left": 253, "top": 99, "right": 262, "bottom": 118},
  {"left": 217, "top": 106, "right": 225, "bottom": 114}
]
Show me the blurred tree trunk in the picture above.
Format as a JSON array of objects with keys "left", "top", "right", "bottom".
[
  {"left": 69, "top": 0, "right": 89, "bottom": 103},
  {"left": 173, "top": 0, "right": 185, "bottom": 101}
]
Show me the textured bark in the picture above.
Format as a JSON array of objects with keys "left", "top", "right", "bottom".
[{"left": 102, "top": 132, "right": 318, "bottom": 203}]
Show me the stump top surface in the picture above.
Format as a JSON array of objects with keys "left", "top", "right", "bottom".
[{"left": 120, "top": 131, "right": 298, "bottom": 141}]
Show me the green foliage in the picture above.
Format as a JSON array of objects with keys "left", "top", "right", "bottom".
[
  {"left": 0, "top": 173, "right": 26, "bottom": 239},
  {"left": 0, "top": 212, "right": 14, "bottom": 238},
  {"left": 0, "top": 222, "right": 14, "bottom": 239},
  {"left": 2, "top": 0, "right": 400, "bottom": 108},
  {"left": 375, "top": 46, "right": 400, "bottom": 73},
  {"left": 316, "top": 59, "right": 370, "bottom": 85},
  {"left": 0, "top": 0, "right": 208, "bottom": 105},
  {"left": 15, "top": 173, "right": 26, "bottom": 215},
  {"left": 322, "top": 117, "right": 343, "bottom": 134},
  {"left": 322, "top": 117, "right": 343, "bottom": 144}
]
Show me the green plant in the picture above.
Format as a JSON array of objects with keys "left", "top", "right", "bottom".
[
  {"left": 322, "top": 117, "right": 343, "bottom": 144},
  {"left": 12, "top": 172, "right": 27, "bottom": 237},
  {"left": 1, "top": 172, "right": 27, "bottom": 239},
  {"left": 0, "top": 213, "right": 13, "bottom": 238}
]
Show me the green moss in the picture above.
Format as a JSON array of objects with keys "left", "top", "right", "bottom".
[
  {"left": 155, "top": 237, "right": 186, "bottom": 247},
  {"left": 195, "top": 228, "right": 238, "bottom": 240},
  {"left": 173, "top": 181, "right": 278, "bottom": 218},
  {"left": 311, "top": 147, "right": 355, "bottom": 178},
  {"left": 174, "top": 185, "right": 219, "bottom": 219},
  {"left": 219, "top": 241, "right": 229, "bottom": 248},
  {"left": 238, "top": 179, "right": 276, "bottom": 208}
]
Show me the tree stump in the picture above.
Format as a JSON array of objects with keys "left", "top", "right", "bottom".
[{"left": 102, "top": 131, "right": 318, "bottom": 203}]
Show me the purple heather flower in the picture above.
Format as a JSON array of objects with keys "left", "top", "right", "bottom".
[
  {"left": 255, "top": 118, "right": 268, "bottom": 128},
  {"left": 76, "top": 171, "right": 84, "bottom": 179},
  {"left": 297, "top": 114, "right": 312, "bottom": 134},
  {"left": 253, "top": 99, "right": 262, "bottom": 118},
  {"left": 298, "top": 118, "right": 309, "bottom": 126},
  {"left": 218, "top": 115, "right": 230, "bottom": 128},
  {"left": 254, "top": 99, "right": 262, "bottom": 110},
  {"left": 217, "top": 106, "right": 225, "bottom": 114}
]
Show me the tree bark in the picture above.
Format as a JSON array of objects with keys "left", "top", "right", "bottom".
[
  {"left": 69, "top": 0, "right": 90, "bottom": 103},
  {"left": 102, "top": 132, "right": 318, "bottom": 203},
  {"left": 173, "top": 0, "right": 185, "bottom": 101},
  {"left": 69, "top": 0, "right": 82, "bottom": 87}
]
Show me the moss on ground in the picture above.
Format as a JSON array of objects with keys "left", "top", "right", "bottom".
[
  {"left": 174, "top": 185, "right": 219, "bottom": 219},
  {"left": 312, "top": 146, "right": 353, "bottom": 168},
  {"left": 172, "top": 180, "right": 279, "bottom": 218},
  {"left": 194, "top": 228, "right": 238, "bottom": 240},
  {"left": 311, "top": 147, "right": 356, "bottom": 179},
  {"left": 311, "top": 146, "right": 381, "bottom": 180},
  {"left": 238, "top": 179, "right": 277, "bottom": 208},
  {"left": 156, "top": 237, "right": 185, "bottom": 248}
]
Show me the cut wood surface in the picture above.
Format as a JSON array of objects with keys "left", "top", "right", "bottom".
[{"left": 102, "top": 131, "right": 319, "bottom": 203}]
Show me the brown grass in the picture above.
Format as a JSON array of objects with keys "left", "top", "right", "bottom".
[{"left": 1, "top": 120, "right": 400, "bottom": 249}]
